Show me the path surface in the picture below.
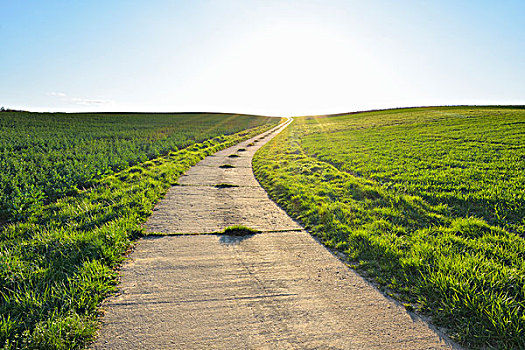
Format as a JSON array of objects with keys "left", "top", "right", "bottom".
[{"left": 92, "top": 120, "right": 459, "bottom": 349}]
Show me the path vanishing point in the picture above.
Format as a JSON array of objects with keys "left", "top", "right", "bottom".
[{"left": 92, "top": 119, "right": 460, "bottom": 349}]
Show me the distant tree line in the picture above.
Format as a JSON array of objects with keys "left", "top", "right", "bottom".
[{"left": 0, "top": 107, "right": 29, "bottom": 112}]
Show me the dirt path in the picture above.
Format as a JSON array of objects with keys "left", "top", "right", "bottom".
[{"left": 92, "top": 120, "right": 460, "bottom": 349}]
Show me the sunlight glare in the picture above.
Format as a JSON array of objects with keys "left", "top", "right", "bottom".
[{"left": 181, "top": 19, "right": 401, "bottom": 116}]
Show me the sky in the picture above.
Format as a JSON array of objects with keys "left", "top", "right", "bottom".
[{"left": 1, "top": 0, "right": 524, "bottom": 116}]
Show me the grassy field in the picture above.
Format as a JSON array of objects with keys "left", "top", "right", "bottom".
[
  {"left": 0, "top": 111, "right": 280, "bottom": 349},
  {"left": 0, "top": 112, "right": 275, "bottom": 225},
  {"left": 253, "top": 106, "right": 525, "bottom": 349}
]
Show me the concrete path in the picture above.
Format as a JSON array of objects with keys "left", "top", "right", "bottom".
[
  {"left": 145, "top": 121, "right": 301, "bottom": 234},
  {"left": 92, "top": 120, "right": 459, "bottom": 349}
]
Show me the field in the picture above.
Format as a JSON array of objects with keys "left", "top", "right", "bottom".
[
  {"left": 0, "top": 111, "right": 280, "bottom": 349},
  {"left": 0, "top": 112, "right": 276, "bottom": 225},
  {"left": 253, "top": 106, "right": 525, "bottom": 349}
]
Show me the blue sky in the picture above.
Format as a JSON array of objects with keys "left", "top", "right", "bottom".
[{"left": 1, "top": 0, "right": 524, "bottom": 116}]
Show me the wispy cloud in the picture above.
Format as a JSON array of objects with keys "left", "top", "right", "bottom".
[
  {"left": 71, "top": 97, "right": 112, "bottom": 105},
  {"left": 47, "top": 92, "right": 112, "bottom": 105},
  {"left": 48, "top": 91, "right": 67, "bottom": 97}
]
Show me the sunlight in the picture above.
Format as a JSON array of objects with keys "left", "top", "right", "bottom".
[{"left": 179, "top": 19, "right": 401, "bottom": 116}]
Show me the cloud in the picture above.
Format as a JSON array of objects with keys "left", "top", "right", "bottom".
[
  {"left": 47, "top": 92, "right": 113, "bottom": 105},
  {"left": 48, "top": 91, "right": 67, "bottom": 97},
  {"left": 71, "top": 97, "right": 112, "bottom": 105}
]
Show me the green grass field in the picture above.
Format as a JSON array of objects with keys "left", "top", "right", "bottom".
[
  {"left": 0, "top": 111, "right": 280, "bottom": 349},
  {"left": 0, "top": 112, "right": 275, "bottom": 225},
  {"left": 253, "top": 106, "right": 525, "bottom": 349}
]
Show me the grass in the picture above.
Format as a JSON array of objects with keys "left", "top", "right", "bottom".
[
  {"left": 0, "top": 114, "right": 280, "bottom": 349},
  {"left": 0, "top": 111, "right": 276, "bottom": 225},
  {"left": 214, "top": 183, "right": 239, "bottom": 188},
  {"left": 228, "top": 154, "right": 240, "bottom": 158},
  {"left": 220, "top": 225, "right": 260, "bottom": 236},
  {"left": 253, "top": 106, "right": 525, "bottom": 349},
  {"left": 237, "top": 148, "right": 246, "bottom": 152},
  {"left": 145, "top": 225, "right": 261, "bottom": 237}
]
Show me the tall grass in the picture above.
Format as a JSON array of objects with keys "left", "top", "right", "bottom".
[{"left": 0, "top": 112, "right": 275, "bottom": 224}]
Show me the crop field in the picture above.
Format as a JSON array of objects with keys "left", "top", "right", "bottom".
[
  {"left": 0, "top": 111, "right": 279, "bottom": 349},
  {"left": 253, "top": 106, "right": 525, "bottom": 349},
  {"left": 0, "top": 112, "right": 276, "bottom": 225}
]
